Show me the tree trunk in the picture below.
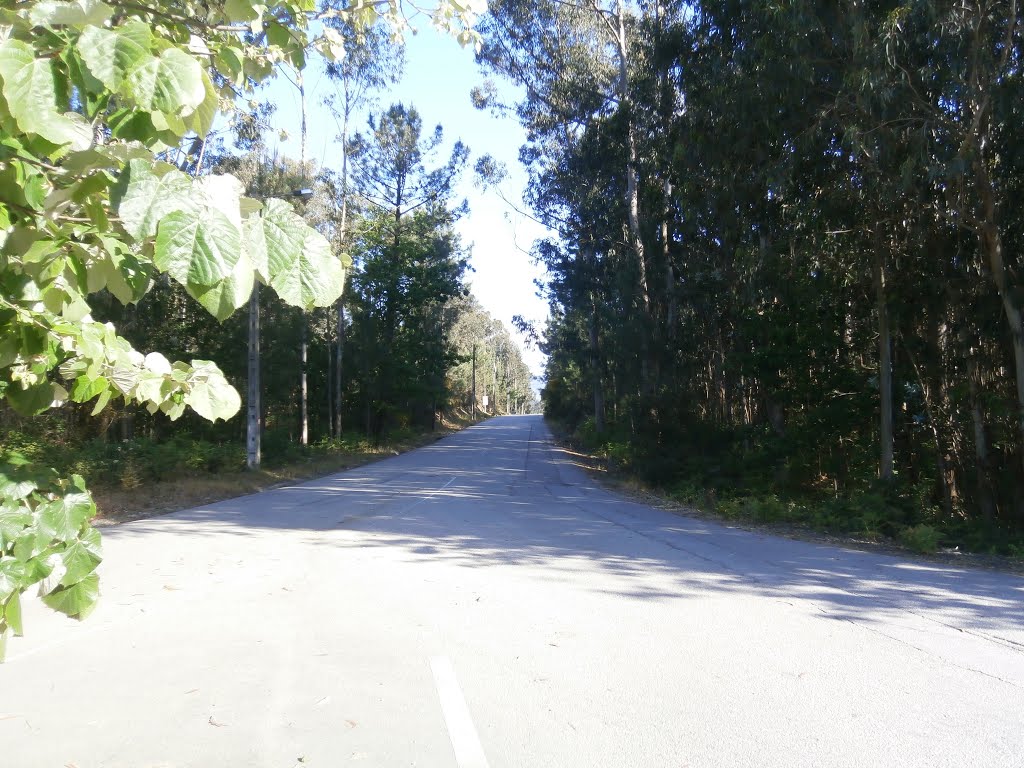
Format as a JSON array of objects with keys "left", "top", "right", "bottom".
[
  {"left": 903, "top": 335, "right": 953, "bottom": 518},
  {"left": 298, "top": 73, "right": 309, "bottom": 447},
  {"left": 966, "top": 4, "right": 1022, "bottom": 470},
  {"left": 334, "top": 299, "right": 345, "bottom": 437},
  {"left": 875, "top": 244, "right": 894, "bottom": 482},
  {"left": 339, "top": 89, "right": 350, "bottom": 242},
  {"left": 299, "top": 72, "right": 307, "bottom": 173},
  {"left": 120, "top": 409, "right": 133, "bottom": 441},
  {"left": 663, "top": 178, "right": 676, "bottom": 340},
  {"left": 978, "top": 163, "right": 1024, "bottom": 472},
  {"left": 615, "top": 1, "right": 650, "bottom": 315},
  {"left": 966, "top": 347, "right": 997, "bottom": 526},
  {"left": 588, "top": 294, "right": 605, "bottom": 434},
  {"left": 655, "top": 0, "right": 676, "bottom": 342},
  {"left": 327, "top": 319, "right": 333, "bottom": 436},
  {"left": 332, "top": 82, "right": 352, "bottom": 440}
]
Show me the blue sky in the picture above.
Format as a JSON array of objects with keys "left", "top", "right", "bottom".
[{"left": 258, "top": 24, "right": 552, "bottom": 381}]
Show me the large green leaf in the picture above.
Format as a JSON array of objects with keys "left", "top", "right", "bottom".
[
  {"left": 115, "top": 159, "right": 193, "bottom": 241},
  {"left": 40, "top": 573, "right": 99, "bottom": 619},
  {"left": 13, "top": 527, "right": 48, "bottom": 563},
  {"left": 0, "top": 505, "right": 33, "bottom": 541},
  {"left": 260, "top": 199, "right": 346, "bottom": 309},
  {"left": 155, "top": 207, "right": 242, "bottom": 287},
  {"left": 70, "top": 375, "right": 108, "bottom": 403},
  {"left": 96, "top": 239, "right": 153, "bottom": 303},
  {"left": 4, "top": 591, "right": 23, "bottom": 636},
  {"left": 242, "top": 208, "right": 270, "bottom": 282},
  {"left": 184, "top": 361, "right": 241, "bottom": 421},
  {"left": 37, "top": 491, "right": 94, "bottom": 543},
  {"left": 183, "top": 70, "right": 218, "bottom": 136},
  {"left": 224, "top": 0, "right": 262, "bottom": 22},
  {"left": 0, "top": 39, "right": 92, "bottom": 149},
  {"left": 5, "top": 380, "right": 59, "bottom": 416},
  {"left": 78, "top": 22, "right": 154, "bottom": 94},
  {"left": 124, "top": 47, "right": 205, "bottom": 115},
  {"left": 0, "top": 466, "right": 37, "bottom": 505},
  {"left": 188, "top": 250, "right": 254, "bottom": 321},
  {"left": 29, "top": 0, "right": 113, "bottom": 28},
  {"left": 194, "top": 174, "right": 244, "bottom": 231},
  {"left": 0, "top": 558, "right": 27, "bottom": 603},
  {"left": 59, "top": 526, "right": 102, "bottom": 587}
]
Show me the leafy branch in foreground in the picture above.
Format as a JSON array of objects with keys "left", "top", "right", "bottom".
[{"left": 0, "top": 0, "right": 481, "bottom": 658}]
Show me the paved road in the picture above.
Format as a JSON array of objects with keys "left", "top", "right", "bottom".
[{"left": 3, "top": 415, "right": 1023, "bottom": 767}]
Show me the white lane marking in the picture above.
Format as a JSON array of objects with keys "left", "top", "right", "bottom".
[{"left": 430, "top": 656, "right": 491, "bottom": 768}]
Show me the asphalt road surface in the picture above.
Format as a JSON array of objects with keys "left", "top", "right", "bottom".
[{"left": 4, "top": 415, "right": 1023, "bottom": 767}]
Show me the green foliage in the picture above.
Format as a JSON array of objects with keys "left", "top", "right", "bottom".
[
  {"left": 257, "top": 199, "right": 344, "bottom": 309},
  {"left": 0, "top": 454, "right": 102, "bottom": 656},
  {"left": 346, "top": 104, "right": 472, "bottom": 434},
  {"left": 900, "top": 524, "right": 943, "bottom": 555},
  {"left": 446, "top": 295, "right": 537, "bottom": 417}
]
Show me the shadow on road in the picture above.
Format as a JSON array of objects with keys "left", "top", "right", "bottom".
[{"left": 106, "top": 416, "right": 1024, "bottom": 644}]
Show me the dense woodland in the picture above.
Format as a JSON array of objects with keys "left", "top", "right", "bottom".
[{"left": 476, "top": 0, "right": 1024, "bottom": 551}]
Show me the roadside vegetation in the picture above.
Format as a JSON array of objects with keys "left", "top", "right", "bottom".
[
  {"left": 558, "top": 417, "right": 1024, "bottom": 560},
  {"left": 3, "top": 411, "right": 480, "bottom": 525}
]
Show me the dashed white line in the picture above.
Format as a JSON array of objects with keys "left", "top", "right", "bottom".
[{"left": 430, "top": 656, "right": 491, "bottom": 768}]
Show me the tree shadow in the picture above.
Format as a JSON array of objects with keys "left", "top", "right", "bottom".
[{"left": 104, "top": 416, "right": 1024, "bottom": 664}]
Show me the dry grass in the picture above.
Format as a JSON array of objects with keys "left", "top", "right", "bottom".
[{"left": 92, "top": 415, "right": 478, "bottom": 526}]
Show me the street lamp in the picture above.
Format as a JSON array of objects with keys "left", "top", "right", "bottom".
[{"left": 247, "top": 187, "right": 315, "bottom": 470}]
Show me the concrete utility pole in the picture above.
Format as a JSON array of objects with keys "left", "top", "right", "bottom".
[
  {"left": 300, "top": 319, "right": 308, "bottom": 446},
  {"left": 246, "top": 284, "right": 261, "bottom": 470},
  {"left": 247, "top": 187, "right": 315, "bottom": 470}
]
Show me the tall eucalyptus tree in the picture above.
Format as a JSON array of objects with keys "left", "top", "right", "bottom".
[{"left": 323, "top": 24, "right": 404, "bottom": 436}]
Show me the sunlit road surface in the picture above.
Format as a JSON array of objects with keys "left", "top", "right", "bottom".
[{"left": 3, "top": 415, "right": 1023, "bottom": 767}]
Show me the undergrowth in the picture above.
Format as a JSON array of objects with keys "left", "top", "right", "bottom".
[{"left": 559, "top": 417, "right": 1024, "bottom": 558}]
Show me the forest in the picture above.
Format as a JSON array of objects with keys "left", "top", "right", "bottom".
[
  {"left": 475, "top": 0, "right": 1024, "bottom": 553},
  {"left": 2, "top": 17, "right": 535, "bottom": 481}
]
